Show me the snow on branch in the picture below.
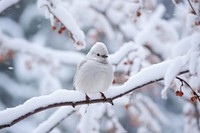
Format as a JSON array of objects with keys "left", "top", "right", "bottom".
[
  {"left": 162, "top": 33, "right": 200, "bottom": 99},
  {"left": 37, "top": 0, "right": 86, "bottom": 50},
  {"left": 187, "top": 0, "right": 197, "bottom": 15},
  {"left": 0, "top": 58, "right": 189, "bottom": 129},
  {"left": 32, "top": 107, "right": 75, "bottom": 133},
  {"left": 0, "top": 33, "right": 84, "bottom": 66},
  {"left": 0, "top": 73, "right": 37, "bottom": 98},
  {"left": 0, "top": 33, "right": 144, "bottom": 67},
  {"left": 135, "top": 4, "right": 166, "bottom": 45},
  {"left": 0, "top": 0, "right": 21, "bottom": 14},
  {"left": 108, "top": 42, "right": 143, "bottom": 65}
]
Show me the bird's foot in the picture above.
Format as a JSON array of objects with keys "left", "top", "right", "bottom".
[
  {"left": 85, "top": 94, "right": 90, "bottom": 104},
  {"left": 100, "top": 92, "right": 107, "bottom": 102}
]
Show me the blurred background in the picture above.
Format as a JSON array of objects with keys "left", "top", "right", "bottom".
[{"left": 0, "top": 0, "right": 200, "bottom": 133}]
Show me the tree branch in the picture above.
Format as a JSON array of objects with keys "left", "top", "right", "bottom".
[
  {"left": 0, "top": 59, "right": 189, "bottom": 129},
  {"left": 0, "top": 0, "right": 21, "bottom": 14},
  {"left": 32, "top": 107, "right": 76, "bottom": 133},
  {"left": 38, "top": 0, "right": 86, "bottom": 49},
  {"left": 47, "top": 111, "right": 75, "bottom": 133},
  {"left": 0, "top": 33, "right": 84, "bottom": 66},
  {"left": 187, "top": 0, "right": 197, "bottom": 15},
  {"left": 176, "top": 76, "right": 200, "bottom": 102}
]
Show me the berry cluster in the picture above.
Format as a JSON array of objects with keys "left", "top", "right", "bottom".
[
  {"left": 0, "top": 50, "right": 14, "bottom": 63},
  {"left": 51, "top": 18, "right": 67, "bottom": 35},
  {"left": 124, "top": 60, "right": 133, "bottom": 65},
  {"left": 175, "top": 77, "right": 199, "bottom": 103}
]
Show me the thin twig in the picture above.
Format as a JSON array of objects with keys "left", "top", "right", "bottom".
[
  {"left": 187, "top": 0, "right": 197, "bottom": 15},
  {"left": 40, "top": 4, "right": 76, "bottom": 44},
  {"left": 180, "top": 80, "right": 184, "bottom": 92},
  {"left": 176, "top": 76, "right": 200, "bottom": 101},
  {"left": 47, "top": 110, "right": 76, "bottom": 133}
]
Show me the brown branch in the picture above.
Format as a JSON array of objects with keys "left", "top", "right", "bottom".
[
  {"left": 187, "top": 0, "right": 197, "bottom": 15},
  {"left": 176, "top": 76, "right": 200, "bottom": 102},
  {"left": 145, "top": 44, "right": 163, "bottom": 61},
  {"left": 0, "top": 70, "right": 189, "bottom": 129}
]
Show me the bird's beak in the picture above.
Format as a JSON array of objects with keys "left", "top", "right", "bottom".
[{"left": 101, "top": 55, "right": 108, "bottom": 58}]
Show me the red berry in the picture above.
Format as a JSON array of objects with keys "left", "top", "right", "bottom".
[
  {"left": 52, "top": 26, "right": 57, "bottom": 30},
  {"left": 175, "top": 90, "right": 184, "bottom": 97},
  {"left": 61, "top": 26, "right": 66, "bottom": 31},
  {"left": 58, "top": 29, "right": 63, "bottom": 34},
  {"left": 191, "top": 96, "right": 198, "bottom": 102}
]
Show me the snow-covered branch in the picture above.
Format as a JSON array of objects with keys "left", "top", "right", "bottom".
[
  {"left": 0, "top": 58, "right": 189, "bottom": 129},
  {"left": 0, "top": 33, "right": 144, "bottom": 67},
  {"left": 32, "top": 107, "right": 75, "bottom": 133},
  {"left": 108, "top": 42, "right": 145, "bottom": 65},
  {"left": 0, "top": 0, "right": 21, "bottom": 13},
  {"left": 0, "top": 73, "right": 37, "bottom": 98},
  {"left": 37, "top": 0, "right": 86, "bottom": 49},
  {"left": 0, "top": 33, "right": 84, "bottom": 66}
]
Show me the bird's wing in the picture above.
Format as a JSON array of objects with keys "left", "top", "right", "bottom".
[
  {"left": 77, "top": 58, "right": 88, "bottom": 70},
  {"left": 73, "top": 58, "right": 88, "bottom": 89}
]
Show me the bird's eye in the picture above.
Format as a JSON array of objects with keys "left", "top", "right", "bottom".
[{"left": 97, "top": 53, "right": 100, "bottom": 56}]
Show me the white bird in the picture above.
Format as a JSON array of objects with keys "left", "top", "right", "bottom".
[{"left": 74, "top": 42, "right": 113, "bottom": 101}]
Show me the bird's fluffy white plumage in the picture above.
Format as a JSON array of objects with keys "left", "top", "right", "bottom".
[{"left": 74, "top": 42, "right": 113, "bottom": 94}]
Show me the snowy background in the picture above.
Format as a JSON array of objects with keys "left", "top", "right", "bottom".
[{"left": 0, "top": 0, "right": 200, "bottom": 133}]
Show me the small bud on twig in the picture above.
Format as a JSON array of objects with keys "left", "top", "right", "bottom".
[
  {"left": 136, "top": 11, "right": 141, "bottom": 17},
  {"left": 124, "top": 62, "right": 128, "bottom": 65},
  {"left": 124, "top": 104, "right": 130, "bottom": 110}
]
